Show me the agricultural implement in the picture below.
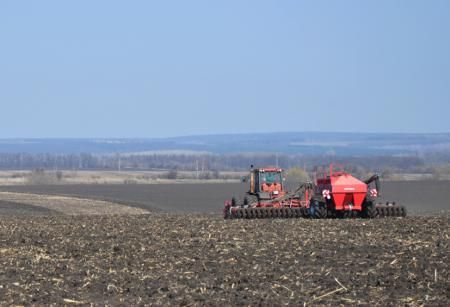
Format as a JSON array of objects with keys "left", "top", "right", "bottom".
[{"left": 224, "top": 165, "right": 406, "bottom": 219}]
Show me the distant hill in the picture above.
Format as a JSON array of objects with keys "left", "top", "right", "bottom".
[{"left": 0, "top": 132, "right": 450, "bottom": 156}]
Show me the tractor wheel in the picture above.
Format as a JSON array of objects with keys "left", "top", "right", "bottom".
[
  {"left": 310, "top": 202, "right": 327, "bottom": 219},
  {"left": 301, "top": 207, "right": 308, "bottom": 217},
  {"left": 368, "top": 204, "right": 378, "bottom": 218},
  {"left": 333, "top": 211, "right": 343, "bottom": 219},
  {"left": 305, "top": 207, "right": 312, "bottom": 218},
  {"left": 244, "top": 195, "right": 258, "bottom": 207},
  {"left": 363, "top": 201, "right": 378, "bottom": 218},
  {"left": 326, "top": 209, "right": 336, "bottom": 218},
  {"left": 318, "top": 203, "right": 327, "bottom": 218}
]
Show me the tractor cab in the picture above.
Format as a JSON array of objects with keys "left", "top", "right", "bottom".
[{"left": 248, "top": 167, "right": 285, "bottom": 200}]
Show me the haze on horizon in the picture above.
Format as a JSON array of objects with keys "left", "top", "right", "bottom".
[{"left": 1, "top": 1, "right": 449, "bottom": 138}]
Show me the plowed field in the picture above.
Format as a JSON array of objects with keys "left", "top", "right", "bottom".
[
  {"left": 0, "top": 182, "right": 448, "bottom": 305},
  {"left": 0, "top": 214, "right": 448, "bottom": 305}
]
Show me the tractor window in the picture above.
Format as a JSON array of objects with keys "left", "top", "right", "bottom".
[{"left": 261, "top": 172, "right": 282, "bottom": 184}]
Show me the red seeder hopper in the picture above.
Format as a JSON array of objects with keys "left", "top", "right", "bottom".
[{"left": 224, "top": 164, "right": 406, "bottom": 219}]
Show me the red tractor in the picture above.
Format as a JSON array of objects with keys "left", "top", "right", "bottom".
[{"left": 224, "top": 164, "right": 406, "bottom": 219}]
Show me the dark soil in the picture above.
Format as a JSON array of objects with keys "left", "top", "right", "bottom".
[
  {"left": 0, "top": 182, "right": 448, "bottom": 305},
  {"left": 0, "top": 201, "right": 61, "bottom": 216},
  {"left": 0, "top": 214, "right": 448, "bottom": 305},
  {"left": 1, "top": 180, "right": 449, "bottom": 215}
]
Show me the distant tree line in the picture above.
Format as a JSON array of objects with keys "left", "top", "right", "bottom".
[{"left": 0, "top": 152, "right": 447, "bottom": 176}]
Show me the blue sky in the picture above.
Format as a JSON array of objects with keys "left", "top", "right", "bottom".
[{"left": 1, "top": 1, "right": 449, "bottom": 138}]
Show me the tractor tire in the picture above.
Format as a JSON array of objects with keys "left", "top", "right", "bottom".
[
  {"left": 368, "top": 204, "right": 378, "bottom": 218},
  {"left": 326, "top": 209, "right": 336, "bottom": 219},
  {"left": 301, "top": 207, "right": 308, "bottom": 217},
  {"left": 303, "top": 207, "right": 311, "bottom": 218},
  {"left": 363, "top": 201, "right": 378, "bottom": 219},
  {"left": 310, "top": 202, "right": 327, "bottom": 219},
  {"left": 244, "top": 195, "right": 258, "bottom": 207},
  {"left": 319, "top": 203, "right": 328, "bottom": 218}
]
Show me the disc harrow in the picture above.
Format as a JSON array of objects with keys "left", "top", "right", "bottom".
[
  {"left": 375, "top": 204, "right": 407, "bottom": 217},
  {"left": 227, "top": 207, "right": 309, "bottom": 219},
  {"left": 224, "top": 203, "right": 407, "bottom": 219}
]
